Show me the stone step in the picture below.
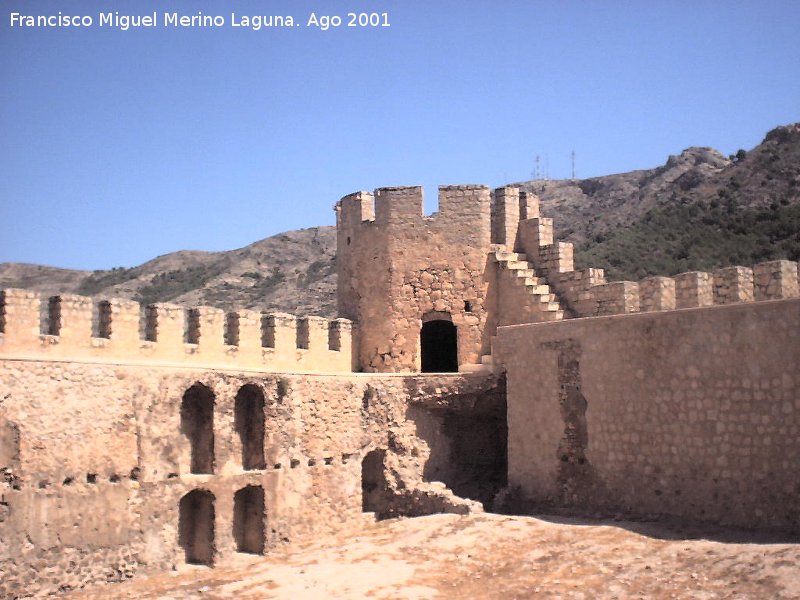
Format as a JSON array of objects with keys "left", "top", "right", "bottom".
[
  {"left": 523, "top": 283, "right": 550, "bottom": 295},
  {"left": 459, "top": 363, "right": 493, "bottom": 374},
  {"left": 521, "top": 287, "right": 552, "bottom": 301},
  {"left": 505, "top": 261, "right": 531, "bottom": 271},
  {"left": 480, "top": 354, "right": 493, "bottom": 366},
  {"left": 494, "top": 251, "right": 527, "bottom": 263}
]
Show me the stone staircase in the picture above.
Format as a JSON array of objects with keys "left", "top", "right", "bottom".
[
  {"left": 492, "top": 249, "right": 565, "bottom": 323},
  {"left": 460, "top": 249, "right": 566, "bottom": 374},
  {"left": 460, "top": 346, "right": 497, "bottom": 374}
]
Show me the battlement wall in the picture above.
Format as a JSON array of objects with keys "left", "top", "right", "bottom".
[
  {"left": 0, "top": 289, "right": 353, "bottom": 373},
  {"left": 336, "top": 185, "right": 493, "bottom": 246},
  {"left": 491, "top": 186, "right": 540, "bottom": 249},
  {"left": 513, "top": 210, "right": 799, "bottom": 317},
  {"left": 550, "top": 260, "right": 798, "bottom": 318}
]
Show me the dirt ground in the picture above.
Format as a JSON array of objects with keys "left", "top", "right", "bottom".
[{"left": 68, "top": 513, "right": 800, "bottom": 599}]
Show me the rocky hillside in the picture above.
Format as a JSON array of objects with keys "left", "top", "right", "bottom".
[
  {"left": 0, "top": 227, "right": 337, "bottom": 316},
  {"left": 1, "top": 123, "right": 798, "bottom": 315},
  {"left": 522, "top": 123, "right": 800, "bottom": 280}
]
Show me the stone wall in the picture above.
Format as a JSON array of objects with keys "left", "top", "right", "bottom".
[
  {"left": 336, "top": 182, "right": 798, "bottom": 376},
  {"left": 495, "top": 298, "right": 800, "bottom": 532},
  {"left": 0, "top": 357, "right": 503, "bottom": 597},
  {"left": 503, "top": 188, "right": 799, "bottom": 320},
  {"left": 0, "top": 289, "right": 352, "bottom": 373}
]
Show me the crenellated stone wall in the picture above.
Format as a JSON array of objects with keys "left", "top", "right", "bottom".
[
  {"left": 0, "top": 289, "right": 352, "bottom": 373},
  {"left": 514, "top": 209, "right": 798, "bottom": 319},
  {"left": 2, "top": 178, "right": 798, "bottom": 599}
]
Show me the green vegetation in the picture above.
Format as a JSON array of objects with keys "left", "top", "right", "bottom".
[
  {"left": 135, "top": 264, "right": 224, "bottom": 305},
  {"left": 575, "top": 199, "right": 800, "bottom": 281},
  {"left": 250, "top": 267, "right": 286, "bottom": 294},
  {"left": 77, "top": 267, "right": 137, "bottom": 295},
  {"left": 729, "top": 148, "right": 748, "bottom": 162},
  {"left": 297, "top": 258, "right": 336, "bottom": 288}
]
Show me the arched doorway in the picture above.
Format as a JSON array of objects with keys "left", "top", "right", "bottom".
[
  {"left": 233, "top": 485, "right": 265, "bottom": 554},
  {"left": 420, "top": 319, "right": 458, "bottom": 372},
  {"left": 178, "top": 489, "right": 216, "bottom": 566},
  {"left": 181, "top": 383, "right": 215, "bottom": 474},
  {"left": 361, "top": 449, "right": 388, "bottom": 513},
  {"left": 234, "top": 384, "right": 266, "bottom": 470}
]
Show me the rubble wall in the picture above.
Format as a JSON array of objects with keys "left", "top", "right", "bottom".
[{"left": 0, "top": 359, "right": 503, "bottom": 597}]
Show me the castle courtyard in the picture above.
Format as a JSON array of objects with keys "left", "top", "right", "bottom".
[{"left": 67, "top": 512, "right": 800, "bottom": 600}]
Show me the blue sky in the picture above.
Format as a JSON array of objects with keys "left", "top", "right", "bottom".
[{"left": 1, "top": 0, "right": 799, "bottom": 270}]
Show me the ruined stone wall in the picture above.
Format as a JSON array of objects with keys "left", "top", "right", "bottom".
[
  {"left": 0, "top": 357, "right": 502, "bottom": 597},
  {"left": 495, "top": 298, "right": 800, "bottom": 532},
  {"left": 0, "top": 289, "right": 352, "bottom": 373},
  {"left": 336, "top": 186, "right": 493, "bottom": 372}
]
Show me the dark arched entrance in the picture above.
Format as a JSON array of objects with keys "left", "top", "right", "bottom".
[
  {"left": 421, "top": 319, "right": 458, "bottom": 372},
  {"left": 234, "top": 384, "right": 266, "bottom": 471},
  {"left": 233, "top": 485, "right": 265, "bottom": 554},
  {"left": 178, "top": 489, "right": 215, "bottom": 566},
  {"left": 180, "top": 383, "right": 215, "bottom": 474},
  {"left": 361, "top": 449, "right": 388, "bottom": 513}
]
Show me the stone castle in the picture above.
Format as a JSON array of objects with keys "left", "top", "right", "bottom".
[{"left": 1, "top": 185, "right": 798, "bottom": 597}]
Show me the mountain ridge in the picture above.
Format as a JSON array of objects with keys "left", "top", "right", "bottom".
[{"left": 2, "top": 123, "right": 798, "bottom": 316}]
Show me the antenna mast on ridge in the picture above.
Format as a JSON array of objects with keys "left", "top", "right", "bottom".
[{"left": 571, "top": 150, "right": 576, "bottom": 180}]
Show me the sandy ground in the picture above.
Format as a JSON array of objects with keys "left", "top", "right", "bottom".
[{"left": 67, "top": 513, "right": 800, "bottom": 599}]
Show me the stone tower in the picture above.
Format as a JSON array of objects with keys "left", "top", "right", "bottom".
[
  {"left": 335, "top": 185, "right": 494, "bottom": 372},
  {"left": 335, "top": 184, "right": 552, "bottom": 373}
]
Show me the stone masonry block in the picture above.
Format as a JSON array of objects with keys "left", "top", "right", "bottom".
[
  {"left": 0, "top": 288, "right": 41, "bottom": 347},
  {"left": 105, "top": 299, "right": 140, "bottom": 349},
  {"left": 675, "top": 272, "right": 714, "bottom": 309},
  {"left": 491, "top": 186, "right": 520, "bottom": 247},
  {"left": 519, "top": 191, "right": 540, "bottom": 221},
  {"left": 593, "top": 281, "right": 640, "bottom": 316},
  {"left": 753, "top": 260, "right": 799, "bottom": 300},
  {"left": 146, "top": 303, "right": 185, "bottom": 354},
  {"left": 55, "top": 294, "right": 93, "bottom": 344},
  {"left": 713, "top": 266, "right": 754, "bottom": 305},
  {"left": 640, "top": 277, "right": 676, "bottom": 312},
  {"left": 375, "top": 186, "right": 423, "bottom": 225}
]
